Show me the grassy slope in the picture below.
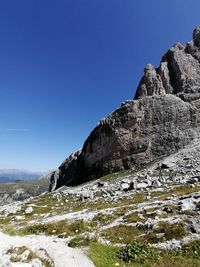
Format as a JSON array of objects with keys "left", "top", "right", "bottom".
[{"left": 1, "top": 166, "right": 200, "bottom": 267}]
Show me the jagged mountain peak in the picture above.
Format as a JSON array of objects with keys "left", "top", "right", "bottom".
[
  {"left": 50, "top": 27, "right": 200, "bottom": 191},
  {"left": 135, "top": 26, "right": 200, "bottom": 101}
]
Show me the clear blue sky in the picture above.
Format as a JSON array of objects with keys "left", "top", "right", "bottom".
[{"left": 0, "top": 0, "right": 200, "bottom": 171}]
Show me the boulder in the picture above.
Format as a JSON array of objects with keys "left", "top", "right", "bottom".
[
  {"left": 120, "top": 178, "right": 132, "bottom": 191},
  {"left": 144, "top": 218, "right": 158, "bottom": 230},
  {"left": 152, "top": 180, "right": 162, "bottom": 188},
  {"left": 79, "top": 190, "right": 94, "bottom": 201},
  {"left": 120, "top": 183, "right": 130, "bottom": 191},
  {"left": 25, "top": 207, "right": 33, "bottom": 214},
  {"left": 20, "top": 250, "right": 30, "bottom": 261},
  {"left": 134, "top": 182, "right": 149, "bottom": 190},
  {"left": 180, "top": 198, "right": 196, "bottom": 211},
  {"left": 15, "top": 215, "right": 25, "bottom": 221},
  {"left": 31, "top": 259, "right": 43, "bottom": 267}
]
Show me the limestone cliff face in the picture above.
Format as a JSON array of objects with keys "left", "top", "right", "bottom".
[
  {"left": 135, "top": 27, "right": 200, "bottom": 102},
  {"left": 50, "top": 27, "right": 200, "bottom": 190}
]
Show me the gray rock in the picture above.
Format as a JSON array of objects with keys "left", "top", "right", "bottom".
[
  {"left": 49, "top": 27, "right": 200, "bottom": 190},
  {"left": 120, "top": 179, "right": 132, "bottom": 191},
  {"left": 152, "top": 180, "right": 162, "bottom": 188},
  {"left": 144, "top": 218, "right": 158, "bottom": 230},
  {"left": 135, "top": 64, "right": 166, "bottom": 98},
  {"left": 187, "top": 216, "right": 200, "bottom": 234},
  {"left": 79, "top": 190, "right": 94, "bottom": 201},
  {"left": 31, "top": 259, "right": 43, "bottom": 267},
  {"left": 163, "top": 206, "right": 173, "bottom": 213},
  {"left": 121, "top": 178, "right": 131, "bottom": 184},
  {"left": 15, "top": 215, "right": 25, "bottom": 221},
  {"left": 20, "top": 250, "right": 30, "bottom": 261},
  {"left": 193, "top": 26, "right": 200, "bottom": 48},
  {"left": 180, "top": 198, "right": 196, "bottom": 211},
  {"left": 49, "top": 169, "right": 60, "bottom": 192},
  {"left": 0, "top": 259, "right": 11, "bottom": 267},
  {"left": 120, "top": 183, "right": 130, "bottom": 191},
  {"left": 135, "top": 182, "right": 149, "bottom": 190},
  {"left": 25, "top": 207, "right": 33, "bottom": 214},
  {"left": 136, "top": 28, "right": 200, "bottom": 102}
]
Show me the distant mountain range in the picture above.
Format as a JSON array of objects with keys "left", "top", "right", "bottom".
[{"left": 0, "top": 169, "right": 44, "bottom": 183}]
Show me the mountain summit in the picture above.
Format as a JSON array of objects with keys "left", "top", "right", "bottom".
[
  {"left": 135, "top": 26, "right": 200, "bottom": 101},
  {"left": 50, "top": 26, "right": 200, "bottom": 191}
]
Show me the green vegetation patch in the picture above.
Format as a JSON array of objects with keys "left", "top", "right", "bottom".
[
  {"left": 89, "top": 243, "right": 118, "bottom": 267},
  {"left": 89, "top": 240, "right": 200, "bottom": 267},
  {"left": 68, "top": 235, "right": 97, "bottom": 248},
  {"left": 117, "top": 243, "right": 160, "bottom": 264},
  {"left": 102, "top": 225, "right": 144, "bottom": 244},
  {"left": 123, "top": 212, "right": 145, "bottom": 223},
  {"left": 138, "top": 221, "right": 187, "bottom": 244},
  {"left": 17, "top": 219, "right": 97, "bottom": 237},
  {"left": 102, "top": 221, "right": 186, "bottom": 245},
  {"left": 92, "top": 209, "right": 126, "bottom": 226},
  {"left": 152, "top": 184, "right": 200, "bottom": 200}
]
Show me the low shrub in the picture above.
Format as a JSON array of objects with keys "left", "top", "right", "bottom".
[
  {"left": 117, "top": 243, "right": 159, "bottom": 264},
  {"left": 68, "top": 236, "right": 91, "bottom": 248}
]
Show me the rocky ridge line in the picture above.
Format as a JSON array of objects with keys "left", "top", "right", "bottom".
[
  {"left": 135, "top": 26, "right": 200, "bottom": 102},
  {"left": 50, "top": 26, "right": 200, "bottom": 191}
]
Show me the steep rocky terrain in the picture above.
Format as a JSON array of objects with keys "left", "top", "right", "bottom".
[
  {"left": 2, "top": 142, "right": 200, "bottom": 266},
  {"left": 50, "top": 26, "right": 200, "bottom": 190}
]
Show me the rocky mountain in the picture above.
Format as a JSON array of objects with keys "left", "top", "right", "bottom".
[
  {"left": 37, "top": 170, "right": 54, "bottom": 180},
  {"left": 50, "top": 26, "right": 200, "bottom": 191}
]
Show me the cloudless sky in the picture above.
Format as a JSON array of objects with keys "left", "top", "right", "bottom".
[{"left": 0, "top": 0, "right": 200, "bottom": 171}]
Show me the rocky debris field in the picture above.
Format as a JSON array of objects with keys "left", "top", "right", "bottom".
[{"left": 1, "top": 142, "right": 200, "bottom": 266}]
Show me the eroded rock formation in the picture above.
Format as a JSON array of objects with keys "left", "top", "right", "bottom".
[
  {"left": 50, "top": 26, "right": 200, "bottom": 190},
  {"left": 135, "top": 28, "right": 200, "bottom": 102}
]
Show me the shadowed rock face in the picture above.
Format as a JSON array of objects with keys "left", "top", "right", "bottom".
[{"left": 50, "top": 26, "right": 200, "bottom": 190}]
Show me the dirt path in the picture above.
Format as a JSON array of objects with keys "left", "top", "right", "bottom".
[{"left": 0, "top": 231, "right": 95, "bottom": 267}]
